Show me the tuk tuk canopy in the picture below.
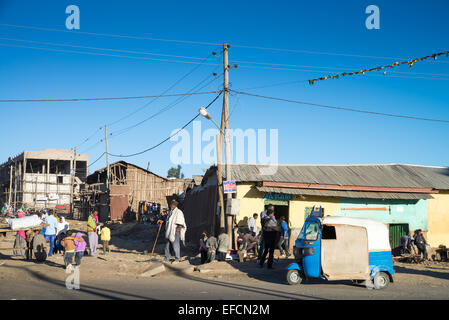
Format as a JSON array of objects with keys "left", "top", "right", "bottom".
[{"left": 322, "top": 216, "right": 391, "bottom": 252}]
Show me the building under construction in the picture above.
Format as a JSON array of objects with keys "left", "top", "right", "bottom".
[
  {"left": 0, "top": 149, "right": 89, "bottom": 212},
  {"left": 78, "top": 161, "right": 194, "bottom": 222}
]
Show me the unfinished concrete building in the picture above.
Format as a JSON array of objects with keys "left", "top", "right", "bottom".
[{"left": 0, "top": 149, "right": 89, "bottom": 212}]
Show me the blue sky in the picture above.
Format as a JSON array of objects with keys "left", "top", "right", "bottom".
[{"left": 1, "top": 0, "right": 448, "bottom": 178}]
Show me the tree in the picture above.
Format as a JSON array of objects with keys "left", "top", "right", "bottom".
[{"left": 167, "top": 165, "right": 184, "bottom": 179}]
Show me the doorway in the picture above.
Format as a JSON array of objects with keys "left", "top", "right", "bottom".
[
  {"left": 264, "top": 203, "right": 289, "bottom": 224},
  {"left": 389, "top": 223, "right": 409, "bottom": 256}
]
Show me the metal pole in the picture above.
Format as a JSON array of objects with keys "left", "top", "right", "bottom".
[{"left": 222, "top": 43, "right": 233, "bottom": 249}]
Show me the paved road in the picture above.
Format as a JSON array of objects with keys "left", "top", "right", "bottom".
[{"left": 1, "top": 263, "right": 448, "bottom": 300}]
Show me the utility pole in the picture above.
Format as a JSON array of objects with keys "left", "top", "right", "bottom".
[
  {"left": 8, "top": 165, "right": 12, "bottom": 204},
  {"left": 216, "top": 134, "right": 225, "bottom": 229},
  {"left": 105, "top": 125, "right": 110, "bottom": 190},
  {"left": 222, "top": 43, "right": 233, "bottom": 249},
  {"left": 70, "top": 147, "right": 77, "bottom": 217}
]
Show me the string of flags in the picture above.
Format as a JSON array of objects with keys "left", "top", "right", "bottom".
[{"left": 308, "top": 50, "right": 449, "bottom": 85}]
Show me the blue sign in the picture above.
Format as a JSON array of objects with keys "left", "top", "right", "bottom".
[{"left": 264, "top": 192, "right": 293, "bottom": 201}]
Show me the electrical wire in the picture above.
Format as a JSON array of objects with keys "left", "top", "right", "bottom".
[
  {"left": 0, "top": 23, "right": 221, "bottom": 46},
  {"left": 0, "top": 91, "right": 219, "bottom": 103},
  {"left": 3, "top": 23, "right": 448, "bottom": 64},
  {"left": 0, "top": 43, "right": 222, "bottom": 67},
  {"left": 75, "top": 127, "right": 103, "bottom": 149},
  {"left": 232, "top": 90, "right": 449, "bottom": 124},
  {"left": 107, "top": 53, "right": 220, "bottom": 127},
  {"left": 88, "top": 152, "right": 106, "bottom": 168},
  {"left": 0, "top": 37, "right": 214, "bottom": 60},
  {"left": 232, "top": 59, "right": 449, "bottom": 77},
  {"left": 108, "top": 70, "right": 223, "bottom": 137},
  {"left": 107, "top": 91, "right": 223, "bottom": 158}
]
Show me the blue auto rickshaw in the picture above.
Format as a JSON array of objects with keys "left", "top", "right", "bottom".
[{"left": 286, "top": 210, "right": 394, "bottom": 290}]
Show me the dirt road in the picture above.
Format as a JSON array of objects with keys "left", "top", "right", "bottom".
[
  {"left": 1, "top": 220, "right": 448, "bottom": 300},
  {"left": 1, "top": 254, "right": 449, "bottom": 300}
]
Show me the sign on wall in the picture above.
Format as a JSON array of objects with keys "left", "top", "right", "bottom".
[
  {"left": 223, "top": 180, "right": 237, "bottom": 194},
  {"left": 264, "top": 192, "right": 293, "bottom": 201}
]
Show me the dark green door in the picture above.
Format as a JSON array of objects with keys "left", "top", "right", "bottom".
[{"left": 389, "top": 224, "right": 409, "bottom": 256}]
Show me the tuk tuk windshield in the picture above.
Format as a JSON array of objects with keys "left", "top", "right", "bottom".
[{"left": 298, "top": 221, "right": 319, "bottom": 241}]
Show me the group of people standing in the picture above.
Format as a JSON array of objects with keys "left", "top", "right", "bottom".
[
  {"left": 39, "top": 209, "right": 111, "bottom": 270},
  {"left": 400, "top": 229, "right": 429, "bottom": 260},
  {"left": 196, "top": 204, "right": 290, "bottom": 268},
  {"left": 256, "top": 205, "right": 290, "bottom": 269}
]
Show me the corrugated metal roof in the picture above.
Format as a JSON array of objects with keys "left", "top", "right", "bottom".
[
  {"left": 223, "top": 164, "right": 449, "bottom": 189},
  {"left": 256, "top": 186, "right": 433, "bottom": 200}
]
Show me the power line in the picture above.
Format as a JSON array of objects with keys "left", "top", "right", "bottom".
[
  {"left": 232, "top": 90, "right": 449, "bottom": 124},
  {"left": 76, "top": 127, "right": 103, "bottom": 149},
  {"left": 0, "top": 43, "right": 222, "bottom": 66},
  {"left": 107, "top": 91, "right": 223, "bottom": 158},
  {"left": 77, "top": 55, "right": 220, "bottom": 152},
  {"left": 3, "top": 23, "right": 448, "bottom": 64},
  {"left": 232, "top": 59, "right": 449, "bottom": 78},
  {"left": 7, "top": 36, "right": 447, "bottom": 78},
  {"left": 107, "top": 55, "right": 220, "bottom": 128},
  {"left": 109, "top": 71, "right": 222, "bottom": 138},
  {"left": 231, "top": 43, "right": 449, "bottom": 64},
  {"left": 88, "top": 152, "right": 106, "bottom": 168},
  {"left": 0, "top": 23, "right": 221, "bottom": 46},
  {"left": 0, "top": 37, "right": 214, "bottom": 60},
  {"left": 0, "top": 91, "right": 218, "bottom": 103}
]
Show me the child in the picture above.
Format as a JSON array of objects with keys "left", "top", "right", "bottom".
[
  {"left": 100, "top": 223, "right": 111, "bottom": 255},
  {"left": 54, "top": 232, "right": 66, "bottom": 255},
  {"left": 61, "top": 230, "right": 76, "bottom": 271},
  {"left": 73, "top": 232, "right": 86, "bottom": 266}
]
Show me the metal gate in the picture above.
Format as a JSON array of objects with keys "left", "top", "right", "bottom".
[{"left": 389, "top": 223, "right": 409, "bottom": 256}]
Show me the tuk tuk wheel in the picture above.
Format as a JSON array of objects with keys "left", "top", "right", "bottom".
[
  {"left": 373, "top": 272, "right": 390, "bottom": 290},
  {"left": 287, "top": 270, "right": 302, "bottom": 285}
]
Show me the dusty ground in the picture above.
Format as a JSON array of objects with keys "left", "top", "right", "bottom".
[{"left": 1, "top": 219, "right": 449, "bottom": 299}]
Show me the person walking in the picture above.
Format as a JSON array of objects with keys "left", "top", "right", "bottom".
[
  {"left": 100, "top": 223, "right": 111, "bottom": 255},
  {"left": 87, "top": 210, "right": 99, "bottom": 256},
  {"left": 259, "top": 208, "right": 280, "bottom": 269},
  {"left": 164, "top": 200, "right": 186, "bottom": 263},
  {"left": 44, "top": 210, "right": 59, "bottom": 257},
  {"left": 257, "top": 205, "right": 274, "bottom": 263},
  {"left": 217, "top": 228, "right": 229, "bottom": 261},
  {"left": 248, "top": 213, "right": 258, "bottom": 237},
  {"left": 277, "top": 216, "right": 290, "bottom": 258},
  {"left": 415, "top": 230, "right": 428, "bottom": 260},
  {"left": 199, "top": 231, "right": 208, "bottom": 264}
]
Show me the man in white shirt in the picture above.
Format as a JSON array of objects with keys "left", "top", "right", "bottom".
[{"left": 248, "top": 213, "right": 259, "bottom": 237}]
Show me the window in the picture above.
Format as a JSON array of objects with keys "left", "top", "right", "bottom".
[
  {"left": 305, "top": 222, "right": 319, "bottom": 241},
  {"left": 298, "top": 222, "right": 319, "bottom": 241},
  {"left": 57, "top": 176, "right": 63, "bottom": 184},
  {"left": 322, "top": 225, "right": 336, "bottom": 240}
]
